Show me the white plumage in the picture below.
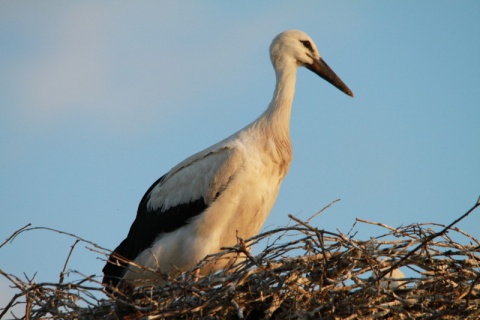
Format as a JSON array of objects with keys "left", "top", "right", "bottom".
[{"left": 103, "top": 30, "right": 353, "bottom": 290}]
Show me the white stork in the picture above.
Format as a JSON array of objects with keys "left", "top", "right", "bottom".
[{"left": 103, "top": 30, "right": 353, "bottom": 290}]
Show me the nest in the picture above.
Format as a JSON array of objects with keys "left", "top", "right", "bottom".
[{"left": 1, "top": 198, "right": 480, "bottom": 319}]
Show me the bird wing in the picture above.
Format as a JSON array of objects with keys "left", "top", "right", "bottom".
[{"left": 102, "top": 143, "right": 243, "bottom": 286}]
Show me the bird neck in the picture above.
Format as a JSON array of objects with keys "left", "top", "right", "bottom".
[
  {"left": 262, "top": 65, "right": 297, "bottom": 132},
  {"left": 252, "top": 65, "right": 296, "bottom": 176}
]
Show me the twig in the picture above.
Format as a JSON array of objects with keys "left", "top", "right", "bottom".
[
  {"left": 11, "top": 226, "right": 110, "bottom": 252},
  {"left": 1, "top": 223, "right": 31, "bottom": 248},
  {"left": 60, "top": 240, "right": 80, "bottom": 284},
  {"left": 306, "top": 198, "right": 341, "bottom": 223}
]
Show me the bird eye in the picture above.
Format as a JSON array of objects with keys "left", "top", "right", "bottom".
[{"left": 300, "top": 40, "right": 312, "bottom": 51}]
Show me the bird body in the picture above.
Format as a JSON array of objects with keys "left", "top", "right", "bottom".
[{"left": 103, "top": 30, "right": 353, "bottom": 289}]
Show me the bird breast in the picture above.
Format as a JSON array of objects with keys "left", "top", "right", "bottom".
[{"left": 205, "top": 133, "right": 293, "bottom": 242}]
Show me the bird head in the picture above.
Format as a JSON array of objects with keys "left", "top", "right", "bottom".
[{"left": 270, "top": 30, "right": 353, "bottom": 97}]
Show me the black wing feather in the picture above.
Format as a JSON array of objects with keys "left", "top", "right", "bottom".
[{"left": 102, "top": 174, "right": 208, "bottom": 288}]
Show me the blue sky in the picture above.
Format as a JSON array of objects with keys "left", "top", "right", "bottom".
[{"left": 1, "top": 1, "right": 479, "bottom": 310}]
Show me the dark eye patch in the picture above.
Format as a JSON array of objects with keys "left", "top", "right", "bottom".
[{"left": 300, "top": 40, "right": 313, "bottom": 51}]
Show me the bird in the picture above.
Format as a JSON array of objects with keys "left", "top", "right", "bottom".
[
  {"left": 379, "top": 268, "right": 407, "bottom": 290},
  {"left": 102, "top": 30, "right": 353, "bottom": 290}
]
